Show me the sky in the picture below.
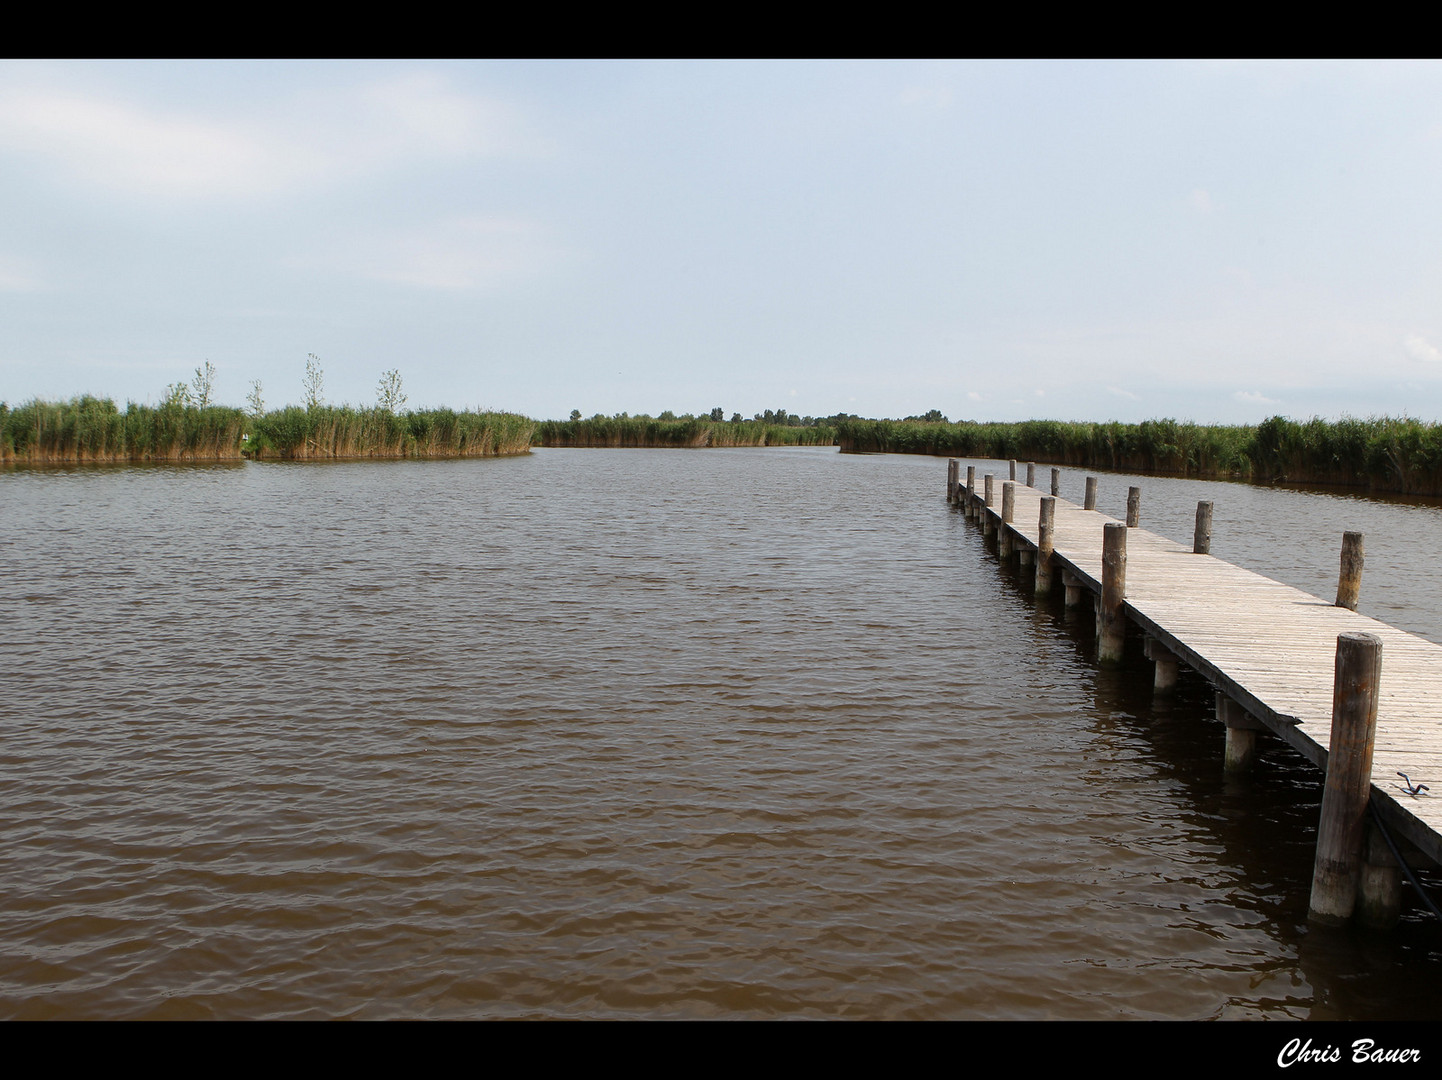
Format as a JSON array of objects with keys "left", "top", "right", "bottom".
[{"left": 4, "top": 59, "right": 1442, "bottom": 425}]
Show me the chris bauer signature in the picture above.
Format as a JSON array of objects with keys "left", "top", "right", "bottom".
[{"left": 1278, "top": 1039, "right": 1421, "bottom": 1066}]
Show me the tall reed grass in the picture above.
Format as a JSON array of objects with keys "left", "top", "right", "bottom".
[
  {"left": 835, "top": 416, "right": 1442, "bottom": 496},
  {"left": 1, "top": 397, "right": 249, "bottom": 463},
  {"left": 1, "top": 397, "right": 533, "bottom": 464},
  {"left": 535, "top": 416, "right": 836, "bottom": 448},
  {"left": 247, "top": 405, "right": 533, "bottom": 460}
]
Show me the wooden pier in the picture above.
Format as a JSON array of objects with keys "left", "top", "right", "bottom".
[{"left": 947, "top": 460, "right": 1442, "bottom": 927}]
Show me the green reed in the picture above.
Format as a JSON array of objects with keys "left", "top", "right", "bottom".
[
  {"left": 834, "top": 415, "right": 1442, "bottom": 496},
  {"left": 535, "top": 416, "right": 836, "bottom": 448},
  {"left": 246, "top": 405, "right": 534, "bottom": 459},
  {"left": 1, "top": 397, "right": 250, "bottom": 463},
  {"left": 1, "top": 397, "right": 533, "bottom": 464}
]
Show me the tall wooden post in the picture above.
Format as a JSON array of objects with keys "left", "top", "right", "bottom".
[
  {"left": 1000, "top": 481, "right": 1015, "bottom": 557},
  {"left": 1098, "top": 522, "right": 1127, "bottom": 664},
  {"left": 1194, "top": 501, "right": 1213, "bottom": 554},
  {"left": 1126, "top": 486, "right": 1141, "bottom": 528},
  {"left": 983, "top": 474, "right": 995, "bottom": 535},
  {"left": 1309, "top": 631, "right": 1382, "bottom": 925},
  {"left": 1009, "top": 459, "right": 1017, "bottom": 481},
  {"left": 1026, "top": 462, "right": 1036, "bottom": 488},
  {"left": 947, "top": 459, "right": 958, "bottom": 504},
  {"left": 1051, "top": 467, "right": 1061, "bottom": 497},
  {"left": 1336, "top": 532, "right": 1364, "bottom": 611},
  {"left": 965, "top": 465, "right": 976, "bottom": 518},
  {"left": 1035, "top": 496, "right": 1055, "bottom": 595},
  {"left": 1084, "top": 476, "right": 1098, "bottom": 511}
]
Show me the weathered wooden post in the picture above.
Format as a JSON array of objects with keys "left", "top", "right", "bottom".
[
  {"left": 1336, "top": 531, "right": 1364, "bottom": 611},
  {"left": 1126, "top": 486, "right": 1141, "bottom": 528},
  {"left": 1026, "top": 462, "right": 1036, "bottom": 488},
  {"left": 1000, "top": 481, "right": 1015, "bottom": 557},
  {"left": 1308, "top": 631, "right": 1382, "bottom": 925},
  {"left": 1358, "top": 822, "right": 1401, "bottom": 930},
  {"left": 1051, "top": 467, "right": 1061, "bottom": 497},
  {"left": 1144, "top": 637, "right": 1178, "bottom": 692},
  {"left": 1218, "top": 695, "right": 1265, "bottom": 772},
  {"left": 947, "top": 459, "right": 958, "bottom": 504},
  {"left": 1098, "top": 522, "right": 1127, "bottom": 663},
  {"left": 1035, "top": 496, "right": 1055, "bottom": 595},
  {"left": 1009, "top": 459, "right": 1017, "bottom": 481},
  {"left": 965, "top": 465, "right": 976, "bottom": 518},
  {"left": 1084, "top": 476, "right": 1098, "bottom": 511},
  {"left": 1194, "top": 501, "right": 1213, "bottom": 555},
  {"left": 983, "top": 474, "right": 995, "bottom": 535}
]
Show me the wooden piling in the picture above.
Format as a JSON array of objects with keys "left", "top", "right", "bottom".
[
  {"left": 983, "top": 474, "right": 995, "bottom": 535},
  {"left": 1358, "top": 822, "right": 1402, "bottom": 930},
  {"left": 1143, "top": 636, "right": 1178, "bottom": 693},
  {"left": 1336, "top": 531, "right": 1364, "bottom": 611},
  {"left": 1194, "top": 501, "right": 1213, "bottom": 555},
  {"left": 1098, "top": 522, "right": 1127, "bottom": 663},
  {"left": 1026, "top": 462, "right": 1036, "bottom": 488},
  {"left": 1126, "top": 486, "right": 1141, "bottom": 528},
  {"left": 947, "top": 459, "right": 958, "bottom": 504},
  {"left": 1050, "top": 467, "right": 1060, "bottom": 497},
  {"left": 1000, "top": 481, "right": 1015, "bottom": 557},
  {"left": 1034, "top": 496, "right": 1054, "bottom": 594},
  {"left": 1218, "top": 695, "right": 1265, "bottom": 772},
  {"left": 1009, "top": 459, "right": 1017, "bottom": 481},
  {"left": 1084, "top": 476, "right": 1098, "bottom": 511},
  {"left": 1062, "top": 569, "right": 1083, "bottom": 608},
  {"left": 965, "top": 465, "right": 976, "bottom": 518},
  {"left": 1308, "top": 631, "right": 1382, "bottom": 925}
]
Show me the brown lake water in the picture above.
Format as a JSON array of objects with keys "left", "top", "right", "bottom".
[{"left": 3, "top": 446, "right": 1442, "bottom": 1019}]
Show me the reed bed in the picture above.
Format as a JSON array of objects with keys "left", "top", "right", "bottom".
[
  {"left": 247, "top": 406, "right": 534, "bottom": 460},
  {"left": 535, "top": 416, "right": 836, "bottom": 448},
  {"left": 836, "top": 416, "right": 1442, "bottom": 496},
  {"left": 1, "top": 397, "right": 249, "bottom": 463},
  {"left": 10, "top": 395, "right": 1442, "bottom": 496},
  {"left": 1, "top": 398, "right": 533, "bottom": 464}
]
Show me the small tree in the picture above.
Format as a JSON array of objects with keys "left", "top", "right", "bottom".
[
  {"left": 304, "top": 353, "right": 325, "bottom": 411},
  {"left": 246, "top": 380, "right": 265, "bottom": 418},
  {"left": 191, "top": 360, "right": 216, "bottom": 407},
  {"left": 376, "top": 369, "right": 407, "bottom": 413},
  {"left": 164, "top": 381, "right": 192, "bottom": 408},
  {"left": 709, "top": 407, "right": 723, "bottom": 422},
  {"left": 569, "top": 409, "right": 581, "bottom": 422}
]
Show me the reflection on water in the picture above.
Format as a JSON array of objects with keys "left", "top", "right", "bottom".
[{"left": 2, "top": 448, "right": 1441, "bottom": 1018}]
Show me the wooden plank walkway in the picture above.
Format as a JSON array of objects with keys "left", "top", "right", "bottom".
[{"left": 957, "top": 472, "right": 1442, "bottom": 871}]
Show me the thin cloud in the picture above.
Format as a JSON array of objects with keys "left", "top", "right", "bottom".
[
  {"left": 1234, "top": 390, "right": 1280, "bottom": 405},
  {"left": 0, "top": 91, "right": 291, "bottom": 198},
  {"left": 0, "top": 73, "right": 541, "bottom": 201},
  {"left": 1404, "top": 334, "right": 1442, "bottom": 363},
  {"left": 305, "top": 216, "right": 567, "bottom": 291},
  {"left": 1107, "top": 386, "right": 1139, "bottom": 400},
  {"left": 897, "top": 84, "right": 952, "bottom": 109},
  {"left": 0, "top": 255, "right": 41, "bottom": 291}
]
